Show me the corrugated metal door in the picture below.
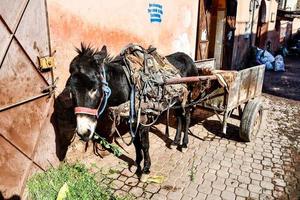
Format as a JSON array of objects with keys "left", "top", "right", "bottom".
[{"left": 0, "top": 0, "right": 57, "bottom": 198}]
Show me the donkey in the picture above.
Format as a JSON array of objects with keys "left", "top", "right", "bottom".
[{"left": 67, "top": 44, "right": 198, "bottom": 174}]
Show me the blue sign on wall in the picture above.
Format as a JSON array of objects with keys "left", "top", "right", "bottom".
[{"left": 148, "top": 3, "right": 163, "bottom": 23}]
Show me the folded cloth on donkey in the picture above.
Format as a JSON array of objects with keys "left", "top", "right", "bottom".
[{"left": 110, "top": 44, "right": 188, "bottom": 120}]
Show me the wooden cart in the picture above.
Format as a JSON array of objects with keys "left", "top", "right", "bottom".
[
  {"left": 165, "top": 58, "right": 265, "bottom": 142},
  {"left": 196, "top": 59, "right": 265, "bottom": 142}
]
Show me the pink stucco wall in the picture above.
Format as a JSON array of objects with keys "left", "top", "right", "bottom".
[{"left": 47, "top": 0, "right": 199, "bottom": 92}]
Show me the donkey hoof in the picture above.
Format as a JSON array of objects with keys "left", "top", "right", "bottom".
[
  {"left": 182, "top": 144, "right": 188, "bottom": 148},
  {"left": 143, "top": 168, "right": 150, "bottom": 174},
  {"left": 171, "top": 141, "right": 179, "bottom": 146},
  {"left": 135, "top": 167, "right": 143, "bottom": 177}
]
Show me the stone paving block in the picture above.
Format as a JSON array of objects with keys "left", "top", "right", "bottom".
[
  {"left": 121, "top": 168, "right": 135, "bottom": 177},
  {"left": 250, "top": 172, "right": 263, "bottom": 181},
  {"left": 239, "top": 183, "right": 247, "bottom": 189},
  {"left": 152, "top": 193, "right": 167, "bottom": 200},
  {"left": 273, "top": 178, "right": 286, "bottom": 187},
  {"left": 203, "top": 172, "right": 217, "bottom": 182},
  {"left": 141, "top": 191, "right": 153, "bottom": 199},
  {"left": 225, "top": 178, "right": 239, "bottom": 187},
  {"left": 235, "top": 187, "right": 250, "bottom": 197},
  {"left": 182, "top": 184, "right": 198, "bottom": 198},
  {"left": 248, "top": 184, "right": 262, "bottom": 194},
  {"left": 216, "top": 169, "right": 229, "bottom": 179},
  {"left": 236, "top": 196, "right": 246, "bottom": 200},
  {"left": 118, "top": 175, "right": 128, "bottom": 182},
  {"left": 208, "top": 168, "right": 217, "bottom": 175},
  {"left": 249, "top": 192, "right": 260, "bottom": 199},
  {"left": 220, "top": 160, "right": 232, "bottom": 168},
  {"left": 240, "top": 165, "right": 252, "bottom": 173},
  {"left": 111, "top": 179, "right": 124, "bottom": 189},
  {"left": 114, "top": 190, "right": 129, "bottom": 197},
  {"left": 229, "top": 167, "right": 241, "bottom": 176},
  {"left": 125, "top": 177, "right": 140, "bottom": 187},
  {"left": 260, "top": 181, "right": 274, "bottom": 190},
  {"left": 209, "top": 161, "right": 221, "bottom": 170},
  {"left": 180, "top": 195, "right": 192, "bottom": 200},
  {"left": 194, "top": 192, "right": 207, "bottom": 200},
  {"left": 212, "top": 178, "right": 226, "bottom": 191},
  {"left": 238, "top": 175, "right": 251, "bottom": 184},
  {"left": 130, "top": 187, "right": 144, "bottom": 197},
  {"left": 263, "top": 177, "right": 272, "bottom": 182},
  {"left": 206, "top": 194, "right": 222, "bottom": 200},
  {"left": 253, "top": 154, "right": 263, "bottom": 160},
  {"left": 197, "top": 180, "right": 213, "bottom": 195},
  {"left": 145, "top": 184, "right": 160, "bottom": 194},
  {"left": 251, "top": 162, "right": 263, "bottom": 170},
  {"left": 167, "top": 191, "right": 183, "bottom": 200},
  {"left": 211, "top": 189, "right": 221, "bottom": 196},
  {"left": 121, "top": 184, "right": 131, "bottom": 192},
  {"left": 221, "top": 190, "right": 236, "bottom": 200},
  {"left": 260, "top": 193, "right": 273, "bottom": 200},
  {"left": 225, "top": 186, "right": 235, "bottom": 192}
]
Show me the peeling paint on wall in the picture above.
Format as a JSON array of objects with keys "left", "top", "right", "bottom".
[{"left": 172, "top": 33, "right": 191, "bottom": 56}]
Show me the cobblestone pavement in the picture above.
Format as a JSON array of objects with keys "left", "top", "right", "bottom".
[{"left": 67, "top": 93, "right": 300, "bottom": 200}]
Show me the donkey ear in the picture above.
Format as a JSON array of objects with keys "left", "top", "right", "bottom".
[
  {"left": 100, "top": 45, "right": 107, "bottom": 56},
  {"left": 93, "top": 45, "right": 107, "bottom": 63}
]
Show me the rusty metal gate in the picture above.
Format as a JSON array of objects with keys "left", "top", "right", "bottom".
[{"left": 0, "top": 0, "right": 57, "bottom": 198}]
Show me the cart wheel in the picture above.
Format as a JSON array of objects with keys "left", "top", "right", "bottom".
[{"left": 239, "top": 98, "right": 263, "bottom": 142}]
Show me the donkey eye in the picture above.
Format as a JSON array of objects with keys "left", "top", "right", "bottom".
[{"left": 88, "top": 88, "right": 98, "bottom": 99}]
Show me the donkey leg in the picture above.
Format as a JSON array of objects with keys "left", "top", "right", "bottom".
[
  {"left": 173, "top": 109, "right": 183, "bottom": 145},
  {"left": 182, "top": 108, "right": 191, "bottom": 149},
  {"left": 140, "top": 126, "right": 151, "bottom": 174},
  {"left": 133, "top": 133, "right": 143, "bottom": 175}
]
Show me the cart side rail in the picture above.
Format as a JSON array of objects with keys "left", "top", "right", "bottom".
[
  {"left": 195, "top": 58, "right": 216, "bottom": 70},
  {"left": 227, "top": 65, "right": 265, "bottom": 110}
]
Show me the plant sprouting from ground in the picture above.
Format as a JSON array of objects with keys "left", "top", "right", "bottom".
[
  {"left": 188, "top": 155, "right": 197, "bottom": 182},
  {"left": 27, "top": 163, "right": 131, "bottom": 200}
]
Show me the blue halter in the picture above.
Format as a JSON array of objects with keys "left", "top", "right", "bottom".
[{"left": 97, "top": 64, "right": 111, "bottom": 118}]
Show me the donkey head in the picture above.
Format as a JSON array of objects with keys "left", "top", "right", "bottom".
[{"left": 68, "top": 43, "right": 108, "bottom": 141}]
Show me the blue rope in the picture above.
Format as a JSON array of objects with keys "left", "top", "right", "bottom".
[{"left": 97, "top": 67, "right": 111, "bottom": 117}]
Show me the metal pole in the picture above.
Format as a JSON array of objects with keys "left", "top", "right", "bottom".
[{"left": 0, "top": 93, "right": 49, "bottom": 113}]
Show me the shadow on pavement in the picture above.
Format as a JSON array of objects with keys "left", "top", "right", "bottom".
[{"left": 263, "top": 55, "right": 300, "bottom": 101}]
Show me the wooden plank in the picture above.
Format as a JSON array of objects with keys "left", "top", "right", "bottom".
[
  {"left": 195, "top": 58, "right": 216, "bottom": 70},
  {"left": 255, "top": 65, "right": 265, "bottom": 96},
  {"left": 227, "top": 65, "right": 265, "bottom": 109},
  {"left": 227, "top": 72, "right": 241, "bottom": 109}
]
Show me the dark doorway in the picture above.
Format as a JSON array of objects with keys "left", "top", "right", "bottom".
[
  {"left": 255, "top": 0, "right": 268, "bottom": 48},
  {"left": 222, "top": 0, "right": 237, "bottom": 69}
]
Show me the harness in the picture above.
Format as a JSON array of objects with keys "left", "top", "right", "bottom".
[
  {"left": 74, "top": 62, "right": 111, "bottom": 118},
  {"left": 109, "top": 44, "right": 189, "bottom": 145}
]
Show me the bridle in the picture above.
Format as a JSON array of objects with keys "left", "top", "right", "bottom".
[{"left": 74, "top": 59, "right": 111, "bottom": 118}]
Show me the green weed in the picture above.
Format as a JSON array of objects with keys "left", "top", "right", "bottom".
[{"left": 26, "top": 163, "right": 132, "bottom": 200}]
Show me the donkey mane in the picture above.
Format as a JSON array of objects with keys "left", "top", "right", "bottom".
[{"left": 75, "top": 43, "right": 114, "bottom": 64}]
